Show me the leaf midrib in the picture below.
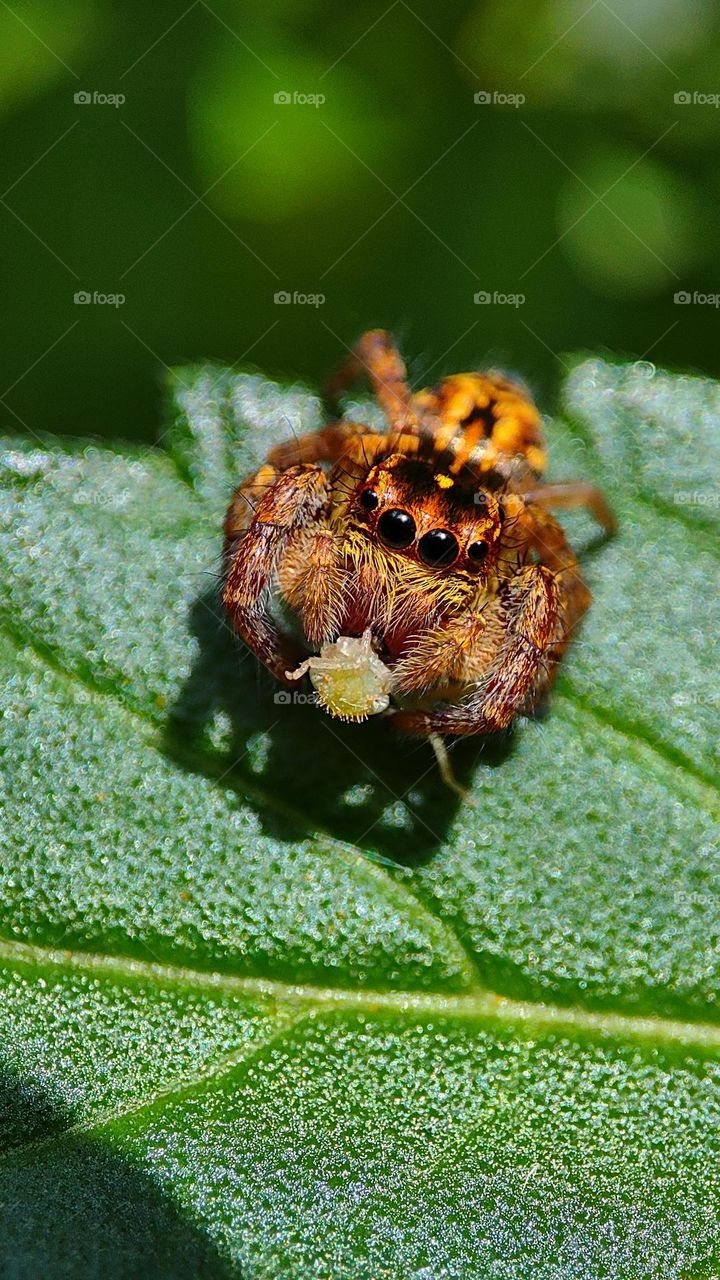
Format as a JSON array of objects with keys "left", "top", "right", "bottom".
[
  {"left": 2, "top": 945, "right": 719, "bottom": 1180},
  {"left": 2, "top": 935, "right": 720, "bottom": 1056}
]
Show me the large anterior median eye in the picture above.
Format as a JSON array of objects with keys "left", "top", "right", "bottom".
[
  {"left": 418, "top": 528, "right": 459, "bottom": 567},
  {"left": 377, "top": 508, "right": 416, "bottom": 548}
]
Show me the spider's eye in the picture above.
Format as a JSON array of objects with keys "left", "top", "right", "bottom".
[
  {"left": 377, "top": 508, "right": 416, "bottom": 549},
  {"left": 468, "top": 541, "right": 489, "bottom": 563},
  {"left": 359, "top": 488, "right": 378, "bottom": 511},
  {"left": 418, "top": 528, "right": 459, "bottom": 567}
]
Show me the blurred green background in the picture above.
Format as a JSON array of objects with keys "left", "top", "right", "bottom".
[{"left": 2, "top": 0, "right": 719, "bottom": 442}]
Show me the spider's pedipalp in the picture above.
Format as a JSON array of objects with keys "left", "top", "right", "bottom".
[
  {"left": 277, "top": 525, "right": 347, "bottom": 645},
  {"left": 392, "top": 608, "right": 497, "bottom": 696}
]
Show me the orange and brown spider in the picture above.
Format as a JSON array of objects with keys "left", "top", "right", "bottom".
[{"left": 223, "top": 330, "right": 614, "bottom": 783}]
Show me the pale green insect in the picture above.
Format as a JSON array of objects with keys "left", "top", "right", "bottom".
[{"left": 286, "top": 630, "right": 392, "bottom": 722}]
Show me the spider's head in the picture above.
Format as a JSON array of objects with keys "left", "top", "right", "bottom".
[{"left": 349, "top": 454, "right": 504, "bottom": 576}]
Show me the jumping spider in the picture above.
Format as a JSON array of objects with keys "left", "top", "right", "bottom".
[{"left": 223, "top": 330, "right": 614, "bottom": 791}]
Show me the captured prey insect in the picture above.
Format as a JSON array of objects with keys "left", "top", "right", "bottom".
[{"left": 222, "top": 330, "right": 614, "bottom": 792}]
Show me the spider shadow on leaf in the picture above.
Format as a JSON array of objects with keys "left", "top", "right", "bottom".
[
  {"left": 0, "top": 1067, "right": 233, "bottom": 1279},
  {"left": 163, "top": 585, "right": 516, "bottom": 866}
]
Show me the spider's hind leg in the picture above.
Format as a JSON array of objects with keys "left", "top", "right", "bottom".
[{"left": 326, "top": 329, "right": 418, "bottom": 432}]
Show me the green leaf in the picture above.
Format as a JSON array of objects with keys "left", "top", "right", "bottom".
[{"left": 0, "top": 357, "right": 718, "bottom": 1277}]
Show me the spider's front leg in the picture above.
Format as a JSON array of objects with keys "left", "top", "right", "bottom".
[
  {"left": 326, "top": 329, "right": 418, "bottom": 432},
  {"left": 223, "top": 463, "right": 329, "bottom": 683},
  {"left": 511, "top": 497, "right": 595, "bottom": 667},
  {"left": 391, "top": 564, "right": 560, "bottom": 737}
]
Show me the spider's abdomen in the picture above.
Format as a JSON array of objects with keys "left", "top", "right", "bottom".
[{"left": 414, "top": 372, "right": 547, "bottom": 476}]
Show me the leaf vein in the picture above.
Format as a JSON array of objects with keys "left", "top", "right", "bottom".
[{"left": 0, "top": 936, "right": 719, "bottom": 1056}]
